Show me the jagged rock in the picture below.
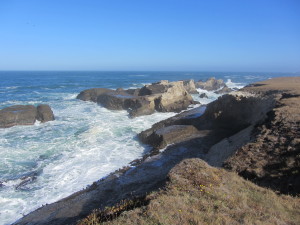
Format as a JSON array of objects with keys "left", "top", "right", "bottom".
[
  {"left": 36, "top": 104, "right": 55, "bottom": 123},
  {"left": 126, "top": 88, "right": 140, "bottom": 96},
  {"left": 77, "top": 80, "right": 195, "bottom": 117},
  {"left": 77, "top": 88, "right": 111, "bottom": 102},
  {"left": 149, "top": 81, "right": 194, "bottom": 112},
  {"left": 199, "top": 93, "right": 208, "bottom": 98},
  {"left": 214, "top": 86, "right": 233, "bottom": 94},
  {"left": 138, "top": 81, "right": 169, "bottom": 96},
  {"left": 196, "top": 77, "right": 225, "bottom": 91},
  {"left": 183, "top": 79, "right": 198, "bottom": 94},
  {"left": 0, "top": 104, "right": 55, "bottom": 128},
  {"left": 201, "top": 93, "right": 276, "bottom": 131}
]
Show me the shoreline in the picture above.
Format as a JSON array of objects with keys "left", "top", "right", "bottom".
[{"left": 14, "top": 76, "right": 300, "bottom": 224}]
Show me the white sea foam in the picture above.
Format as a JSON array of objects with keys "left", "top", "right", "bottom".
[
  {"left": 225, "top": 79, "right": 245, "bottom": 89},
  {"left": 0, "top": 98, "right": 176, "bottom": 225},
  {"left": 128, "top": 74, "right": 148, "bottom": 77},
  {"left": 192, "top": 79, "right": 245, "bottom": 105}
]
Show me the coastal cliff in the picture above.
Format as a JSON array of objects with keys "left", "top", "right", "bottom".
[{"left": 15, "top": 77, "right": 300, "bottom": 225}]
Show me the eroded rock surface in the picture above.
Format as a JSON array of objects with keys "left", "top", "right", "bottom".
[
  {"left": 182, "top": 79, "right": 198, "bottom": 94},
  {"left": 224, "top": 77, "right": 300, "bottom": 195},
  {"left": 195, "top": 77, "right": 226, "bottom": 91},
  {"left": 77, "top": 80, "right": 195, "bottom": 117},
  {"left": 15, "top": 77, "right": 300, "bottom": 225},
  {"left": 0, "top": 104, "right": 54, "bottom": 128}
]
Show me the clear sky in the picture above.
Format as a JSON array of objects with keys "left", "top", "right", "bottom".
[{"left": 0, "top": 0, "right": 299, "bottom": 72}]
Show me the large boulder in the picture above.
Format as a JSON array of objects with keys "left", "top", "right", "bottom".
[
  {"left": 182, "top": 79, "right": 198, "bottom": 94},
  {"left": 195, "top": 77, "right": 226, "bottom": 91},
  {"left": 0, "top": 104, "right": 55, "bottom": 128},
  {"left": 36, "top": 104, "right": 55, "bottom": 122},
  {"left": 77, "top": 80, "right": 195, "bottom": 117},
  {"left": 138, "top": 81, "right": 169, "bottom": 96},
  {"left": 151, "top": 81, "right": 194, "bottom": 112}
]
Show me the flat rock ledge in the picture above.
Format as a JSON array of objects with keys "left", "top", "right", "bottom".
[{"left": 0, "top": 104, "right": 55, "bottom": 128}]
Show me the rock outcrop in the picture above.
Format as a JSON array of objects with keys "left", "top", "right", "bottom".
[
  {"left": 15, "top": 77, "right": 300, "bottom": 225},
  {"left": 199, "top": 93, "right": 208, "bottom": 98},
  {"left": 195, "top": 77, "right": 226, "bottom": 91},
  {"left": 214, "top": 86, "right": 233, "bottom": 94},
  {"left": 0, "top": 104, "right": 55, "bottom": 128},
  {"left": 182, "top": 79, "right": 198, "bottom": 94},
  {"left": 223, "top": 77, "right": 300, "bottom": 195},
  {"left": 77, "top": 80, "right": 195, "bottom": 117}
]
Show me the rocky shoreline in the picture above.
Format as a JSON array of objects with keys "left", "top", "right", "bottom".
[{"left": 14, "top": 77, "right": 300, "bottom": 224}]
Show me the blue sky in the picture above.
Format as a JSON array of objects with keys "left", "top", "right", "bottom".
[{"left": 0, "top": 0, "right": 299, "bottom": 72}]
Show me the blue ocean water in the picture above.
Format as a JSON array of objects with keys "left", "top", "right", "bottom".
[{"left": 0, "top": 71, "right": 297, "bottom": 224}]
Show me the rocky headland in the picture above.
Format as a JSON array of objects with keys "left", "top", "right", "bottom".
[
  {"left": 0, "top": 104, "right": 55, "bottom": 128},
  {"left": 76, "top": 78, "right": 233, "bottom": 118},
  {"left": 15, "top": 77, "right": 300, "bottom": 225}
]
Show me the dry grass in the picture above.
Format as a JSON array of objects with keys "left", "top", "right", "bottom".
[{"left": 78, "top": 158, "right": 300, "bottom": 225}]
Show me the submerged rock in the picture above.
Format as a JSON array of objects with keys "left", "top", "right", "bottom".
[
  {"left": 0, "top": 104, "right": 55, "bottom": 128},
  {"left": 199, "top": 93, "right": 208, "bottom": 98}
]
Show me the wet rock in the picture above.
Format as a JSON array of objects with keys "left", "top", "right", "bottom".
[
  {"left": 199, "top": 93, "right": 208, "bottom": 98},
  {"left": 196, "top": 77, "right": 225, "bottom": 91},
  {"left": 0, "top": 105, "right": 37, "bottom": 128},
  {"left": 0, "top": 104, "right": 55, "bottom": 128},
  {"left": 77, "top": 88, "right": 112, "bottom": 102},
  {"left": 36, "top": 104, "right": 55, "bottom": 123}
]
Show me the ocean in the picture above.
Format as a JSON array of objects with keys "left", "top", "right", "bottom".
[{"left": 0, "top": 71, "right": 297, "bottom": 224}]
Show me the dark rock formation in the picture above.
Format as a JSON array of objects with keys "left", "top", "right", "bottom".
[
  {"left": 199, "top": 93, "right": 208, "bottom": 98},
  {"left": 36, "top": 105, "right": 55, "bottom": 123},
  {"left": 77, "top": 80, "right": 195, "bottom": 117},
  {"left": 195, "top": 77, "right": 226, "bottom": 91},
  {"left": 0, "top": 104, "right": 55, "bottom": 128},
  {"left": 77, "top": 88, "right": 112, "bottom": 102}
]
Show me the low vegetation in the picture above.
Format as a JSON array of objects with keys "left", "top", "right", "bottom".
[{"left": 78, "top": 158, "right": 300, "bottom": 225}]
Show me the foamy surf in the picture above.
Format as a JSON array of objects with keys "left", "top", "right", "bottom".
[
  {"left": 0, "top": 98, "right": 176, "bottom": 225},
  {"left": 0, "top": 71, "right": 273, "bottom": 225}
]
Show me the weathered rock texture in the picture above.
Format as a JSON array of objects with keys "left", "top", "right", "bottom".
[
  {"left": 182, "top": 79, "right": 198, "bottom": 94},
  {"left": 15, "top": 77, "right": 300, "bottom": 225},
  {"left": 195, "top": 77, "right": 226, "bottom": 91},
  {"left": 195, "top": 77, "right": 234, "bottom": 94},
  {"left": 224, "top": 77, "right": 300, "bottom": 195},
  {"left": 77, "top": 80, "right": 195, "bottom": 117},
  {"left": 0, "top": 104, "right": 54, "bottom": 128}
]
